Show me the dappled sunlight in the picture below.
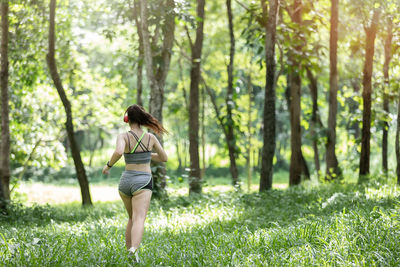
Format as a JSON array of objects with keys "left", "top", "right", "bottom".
[
  {"left": 16, "top": 183, "right": 120, "bottom": 204},
  {"left": 2, "top": 182, "right": 400, "bottom": 265},
  {"left": 16, "top": 182, "right": 289, "bottom": 204},
  {"left": 148, "top": 196, "right": 242, "bottom": 233}
]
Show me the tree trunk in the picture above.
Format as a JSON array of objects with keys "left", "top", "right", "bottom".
[
  {"left": 247, "top": 74, "right": 252, "bottom": 192},
  {"left": 0, "top": 174, "right": 5, "bottom": 212},
  {"left": 133, "top": 0, "right": 143, "bottom": 107},
  {"left": 396, "top": 89, "right": 400, "bottom": 184},
  {"left": 359, "top": 9, "right": 380, "bottom": 179},
  {"left": 288, "top": 0, "right": 304, "bottom": 186},
  {"left": 176, "top": 140, "right": 182, "bottom": 173},
  {"left": 47, "top": 0, "right": 92, "bottom": 205},
  {"left": 288, "top": 72, "right": 302, "bottom": 185},
  {"left": 259, "top": 0, "right": 279, "bottom": 191},
  {"left": 0, "top": 1, "right": 10, "bottom": 202},
  {"left": 306, "top": 67, "right": 323, "bottom": 174},
  {"left": 188, "top": 0, "right": 205, "bottom": 194},
  {"left": 382, "top": 18, "right": 392, "bottom": 175},
  {"left": 201, "top": 84, "right": 206, "bottom": 179},
  {"left": 139, "top": 0, "right": 175, "bottom": 197},
  {"left": 326, "top": 0, "right": 340, "bottom": 180},
  {"left": 225, "top": 0, "right": 239, "bottom": 187}
]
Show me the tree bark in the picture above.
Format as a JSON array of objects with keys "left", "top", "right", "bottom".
[
  {"left": 247, "top": 74, "right": 252, "bottom": 192},
  {"left": 139, "top": 0, "right": 175, "bottom": 197},
  {"left": 201, "top": 84, "right": 206, "bottom": 179},
  {"left": 225, "top": 0, "right": 239, "bottom": 187},
  {"left": 326, "top": 0, "right": 340, "bottom": 180},
  {"left": 359, "top": 9, "right": 380, "bottom": 179},
  {"left": 288, "top": 0, "right": 304, "bottom": 186},
  {"left": 47, "top": 0, "right": 92, "bottom": 205},
  {"left": 259, "top": 0, "right": 279, "bottom": 191},
  {"left": 133, "top": 0, "right": 143, "bottom": 107},
  {"left": 188, "top": 0, "right": 205, "bottom": 194},
  {"left": 382, "top": 18, "right": 392, "bottom": 175},
  {"left": 396, "top": 88, "right": 400, "bottom": 184},
  {"left": 0, "top": 1, "right": 10, "bottom": 202},
  {"left": 306, "top": 67, "right": 323, "bottom": 175},
  {"left": 0, "top": 174, "right": 5, "bottom": 212}
]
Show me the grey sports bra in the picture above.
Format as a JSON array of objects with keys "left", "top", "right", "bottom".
[{"left": 123, "top": 131, "right": 152, "bottom": 164}]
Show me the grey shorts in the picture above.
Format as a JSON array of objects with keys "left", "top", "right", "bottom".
[{"left": 118, "top": 170, "right": 153, "bottom": 197}]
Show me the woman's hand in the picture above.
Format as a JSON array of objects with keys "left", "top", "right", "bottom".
[{"left": 102, "top": 165, "right": 111, "bottom": 175}]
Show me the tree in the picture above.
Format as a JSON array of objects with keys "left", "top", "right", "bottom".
[
  {"left": 288, "top": 0, "right": 306, "bottom": 186},
  {"left": 382, "top": 17, "right": 392, "bottom": 175},
  {"left": 188, "top": 0, "right": 205, "bottom": 194},
  {"left": 305, "top": 67, "right": 324, "bottom": 175},
  {"left": 359, "top": 8, "right": 380, "bottom": 179},
  {"left": 0, "top": 0, "right": 9, "bottom": 208},
  {"left": 0, "top": 1, "right": 10, "bottom": 201},
  {"left": 325, "top": 0, "right": 340, "bottom": 180},
  {"left": 133, "top": 0, "right": 144, "bottom": 107},
  {"left": 259, "top": 0, "right": 279, "bottom": 191},
  {"left": 396, "top": 87, "right": 400, "bottom": 185},
  {"left": 224, "top": 0, "right": 239, "bottom": 187},
  {"left": 47, "top": 0, "right": 92, "bottom": 205},
  {"left": 139, "top": 0, "right": 175, "bottom": 197},
  {"left": 201, "top": 0, "right": 240, "bottom": 186}
]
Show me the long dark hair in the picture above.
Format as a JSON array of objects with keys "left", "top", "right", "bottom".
[{"left": 125, "top": 104, "right": 167, "bottom": 134}]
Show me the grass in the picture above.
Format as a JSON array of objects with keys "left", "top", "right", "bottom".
[{"left": 1, "top": 178, "right": 400, "bottom": 266}]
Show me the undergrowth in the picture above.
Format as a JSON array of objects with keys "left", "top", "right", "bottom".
[{"left": 1, "top": 180, "right": 399, "bottom": 266}]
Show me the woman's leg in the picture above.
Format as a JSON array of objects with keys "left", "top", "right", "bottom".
[
  {"left": 119, "top": 191, "right": 133, "bottom": 249},
  {"left": 130, "top": 189, "right": 152, "bottom": 249}
]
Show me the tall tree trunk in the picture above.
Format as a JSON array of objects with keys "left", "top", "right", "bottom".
[
  {"left": 139, "top": 0, "right": 175, "bottom": 197},
  {"left": 133, "top": 0, "right": 143, "bottom": 106},
  {"left": 247, "top": 74, "right": 252, "bottom": 192},
  {"left": 259, "top": 0, "right": 279, "bottom": 191},
  {"left": 306, "top": 67, "right": 323, "bottom": 174},
  {"left": 288, "top": 0, "right": 304, "bottom": 186},
  {"left": 47, "top": 0, "right": 92, "bottom": 205},
  {"left": 396, "top": 89, "right": 400, "bottom": 184},
  {"left": 326, "top": 0, "right": 340, "bottom": 180},
  {"left": 289, "top": 71, "right": 303, "bottom": 186},
  {"left": 225, "top": 0, "right": 239, "bottom": 187},
  {"left": 382, "top": 18, "right": 392, "bottom": 175},
  {"left": 0, "top": 1, "right": 9, "bottom": 207},
  {"left": 201, "top": 84, "right": 206, "bottom": 179},
  {"left": 188, "top": 0, "right": 205, "bottom": 194},
  {"left": 359, "top": 9, "right": 380, "bottom": 179}
]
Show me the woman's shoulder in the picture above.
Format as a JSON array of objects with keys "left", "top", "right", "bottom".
[
  {"left": 117, "top": 132, "right": 129, "bottom": 139},
  {"left": 146, "top": 131, "right": 156, "bottom": 139}
]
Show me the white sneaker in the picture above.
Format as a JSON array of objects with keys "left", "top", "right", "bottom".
[{"left": 128, "top": 247, "right": 140, "bottom": 263}]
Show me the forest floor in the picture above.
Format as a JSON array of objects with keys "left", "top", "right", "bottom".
[{"left": 1, "top": 177, "right": 399, "bottom": 266}]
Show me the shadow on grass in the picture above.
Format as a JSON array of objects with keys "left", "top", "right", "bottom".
[
  {"left": 2, "top": 180, "right": 398, "bottom": 231},
  {"left": 139, "top": 181, "right": 400, "bottom": 265},
  {"left": 0, "top": 201, "right": 123, "bottom": 226}
]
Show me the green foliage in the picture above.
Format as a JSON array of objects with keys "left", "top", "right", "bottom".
[
  {"left": 1, "top": 180, "right": 400, "bottom": 265},
  {"left": 5, "top": 0, "right": 400, "bottom": 188}
]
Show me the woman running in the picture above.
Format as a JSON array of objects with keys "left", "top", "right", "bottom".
[{"left": 102, "top": 104, "right": 168, "bottom": 262}]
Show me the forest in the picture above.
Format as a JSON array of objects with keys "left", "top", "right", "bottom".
[{"left": 0, "top": 0, "right": 400, "bottom": 265}]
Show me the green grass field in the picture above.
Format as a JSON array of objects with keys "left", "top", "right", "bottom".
[{"left": 1, "top": 177, "right": 400, "bottom": 266}]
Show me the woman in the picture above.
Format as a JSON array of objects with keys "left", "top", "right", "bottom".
[{"left": 102, "top": 104, "right": 168, "bottom": 262}]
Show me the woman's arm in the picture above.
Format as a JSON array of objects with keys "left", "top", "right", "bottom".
[
  {"left": 102, "top": 133, "right": 126, "bottom": 175},
  {"left": 150, "top": 134, "right": 168, "bottom": 162}
]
